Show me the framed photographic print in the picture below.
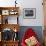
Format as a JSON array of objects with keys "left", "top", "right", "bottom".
[
  {"left": 2, "top": 10, "right": 9, "bottom": 15},
  {"left": 9, "top": 9, "right": 18, "bottom": 15},
  {"left": 23, "top": 8, "right": 36, "bottom": 19}
]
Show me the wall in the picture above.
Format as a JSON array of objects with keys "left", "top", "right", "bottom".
[
  {"left": 18, "top": 0, "right": 44, "bottom": 26},
  {"left": 0, "top": 0, "right": 44, "bottom": 26},
  {"left": 0, "top": 0, "right": 15, "bottom": 7}
]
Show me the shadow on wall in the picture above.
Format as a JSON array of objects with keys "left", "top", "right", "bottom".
[{"left": 18, "top": 26, "right": 43, "bottom": 44}]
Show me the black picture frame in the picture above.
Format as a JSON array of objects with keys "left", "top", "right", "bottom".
[{"left": 23, "top": 8, "right": 36, "bottom": 19}]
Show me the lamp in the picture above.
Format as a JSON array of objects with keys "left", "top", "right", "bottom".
[{"left": 15, "top": 0, "right": 17, "bottom": 7}]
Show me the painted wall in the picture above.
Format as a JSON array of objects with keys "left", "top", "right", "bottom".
[
  {"left": 18, "top": 0, "right": 44, "bottom": 26},
  {"left": 0, "top": 0, "right": 44, "bottom": 26}
]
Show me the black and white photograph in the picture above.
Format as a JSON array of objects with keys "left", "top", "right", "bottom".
[{"left": 23, "top": 8, "right": 36, "bottom": 19}]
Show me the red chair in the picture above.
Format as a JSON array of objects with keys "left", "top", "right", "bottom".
[{"left": 21, "top": 28, "right": 41, "bottom": 46}]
